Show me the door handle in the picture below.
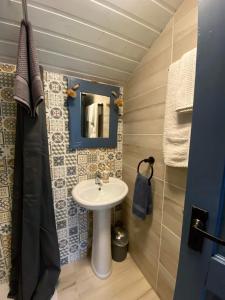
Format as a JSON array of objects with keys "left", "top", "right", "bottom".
[
  {"left": 193, "top": 219, "right": 225, "bottom": 246},
  {"left": 188, "top": 206, "right": 225, "bottom": 252}
]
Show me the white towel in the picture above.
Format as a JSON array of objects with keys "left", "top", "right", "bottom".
[
  {"left": 86, "top": 103, "right": 98, "bottom": 137},
  {"left": 163, "top": 59, "right": 193, "bottom": 167},
  {"left": 175, "top": 48, "right": 197, "bottom": 113}
]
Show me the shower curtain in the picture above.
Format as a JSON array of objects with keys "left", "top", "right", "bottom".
[
  {"left": 8, "top": 100, "right": 61, "bottom": 300},
  {"left": 8, "top": 20, "right": 60, "bottom": 300}
]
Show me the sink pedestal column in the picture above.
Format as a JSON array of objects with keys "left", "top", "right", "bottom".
[{"left": 91, "top": 208, "right": 112, "bottom": 279}]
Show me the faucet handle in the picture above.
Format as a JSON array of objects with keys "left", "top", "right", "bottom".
[{"left": 96, "top": 171, "right": 101, "bottom": 178}]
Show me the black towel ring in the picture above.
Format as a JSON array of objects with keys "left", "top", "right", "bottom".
[{"left": 137, "top": 156, "right": 155, "bottom": 185}]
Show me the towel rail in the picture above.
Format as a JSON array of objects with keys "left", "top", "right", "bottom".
[{"left": 137, "top": 156, "right": 155, "bottom": 185}]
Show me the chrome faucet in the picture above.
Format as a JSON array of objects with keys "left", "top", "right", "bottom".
[{"left": 95, "top": 172, "right": 103, "bottom": 190}]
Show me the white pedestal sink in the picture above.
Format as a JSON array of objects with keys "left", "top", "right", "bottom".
[{"left": 72, "top": 177, "right": 128, "bottom": 279}]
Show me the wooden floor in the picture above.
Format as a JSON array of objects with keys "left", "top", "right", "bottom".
[
  {"left": 58, "top": 255, "right": 160, "bottom": 300},
  {"left": 0, "top": 255, "right": 160, "bottom": 300}
]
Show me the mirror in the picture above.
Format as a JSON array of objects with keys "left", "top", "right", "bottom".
[
  {"left": 81, "top": 92, "right": 110, "bottom": 138},
  {"left": 67, "top": 76, "right": 119, "bottom": 149}
]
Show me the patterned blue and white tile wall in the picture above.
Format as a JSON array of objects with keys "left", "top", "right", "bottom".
[{"left": 0, "top": 64, "right": 123, "bottom": 284}]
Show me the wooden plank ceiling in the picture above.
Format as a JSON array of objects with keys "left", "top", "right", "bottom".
[{"left": 0, "top": 0, "right": 183, "bottom": 84}]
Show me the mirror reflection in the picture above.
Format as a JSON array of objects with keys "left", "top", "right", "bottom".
[{"left": 81, "top": 92, "right": 110, "bottom": 138}]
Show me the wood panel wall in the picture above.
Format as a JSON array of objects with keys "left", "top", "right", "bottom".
[
  {"left": 122, "top": 0, "right": 198, "bottom": 299},
  {"left": 0, "top": 0, "right": 183, "bottom": 84}
]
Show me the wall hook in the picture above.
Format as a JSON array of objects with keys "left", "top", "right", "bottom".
[{"left": 66, "top": 83, "right": 80, "bottom": 98}]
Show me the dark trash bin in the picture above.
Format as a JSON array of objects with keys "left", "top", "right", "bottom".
[{"left": 112, "top": 226, "right": 128, "bottom": 262}]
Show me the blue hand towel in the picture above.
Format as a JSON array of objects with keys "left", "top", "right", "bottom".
[{"left": 132, "top": 173, "right": 152, "bottom": 220}]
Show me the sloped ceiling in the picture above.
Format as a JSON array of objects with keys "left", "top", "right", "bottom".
[{"left": 0, "top": 0, "right": 183, "bottom": 84}]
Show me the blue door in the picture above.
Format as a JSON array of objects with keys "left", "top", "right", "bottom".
[{"left": 174, "top": 0, "right": 225, "bottom": 299}]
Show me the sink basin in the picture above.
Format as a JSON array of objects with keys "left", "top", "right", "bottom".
[
  {"left": 72, "top": 177, "right": 128, "bottom": 210},
  {"left": 72, "top": 177, "right": 128, "bottom": 279}
]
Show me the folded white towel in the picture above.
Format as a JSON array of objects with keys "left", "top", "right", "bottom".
[
  {"left": 175, "top": 48, "right": 197, "bottom": 113},
  {"left": 163, "top": 59, "right": 193, "bottom": 167}
]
